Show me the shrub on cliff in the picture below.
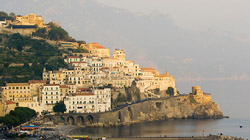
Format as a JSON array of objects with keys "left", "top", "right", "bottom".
[
  {"left": 32, "top": 28, "right": 47, "bottom": 38},
  {"left": 166, "top": 87, "right": 175, "bottom": 96}
]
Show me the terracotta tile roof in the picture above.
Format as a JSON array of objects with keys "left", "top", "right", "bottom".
[
  {"left": 75, "top": 93, "right": 94, "bottom": 96},
  {"left": 100, "top": 67, "right": 109, "bottom": 70},
  {"left": 135, "top": 76, "right": 142, "bottom": 79},
  {"left": 54, "top": 71, "right": 63, "bottom": 73},
  {"left": 6, "top": 83, "right": 30, "bottom": 86},
  {"left": 88, "top": 43, "right": 108, "bottom": 49},
  {"left": 78, "top": 88, "right": 89, "bottom": 90},
  {"left": 59, "top": 85, "right": 68, "bottom": 88},
  {"left": 28, "top": 80, "right": 46, "bottom": 84},
  {"left": 6, "top": 101, "right": 16, "bottom": 105},
  {"left": 141, "top": 67, "right": 157, "bottom": 71},
  {"left": 44, "top": 84, "right": 60, "bottom": 86}
]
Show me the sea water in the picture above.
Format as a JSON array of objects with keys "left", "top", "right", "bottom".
[{"left": 70, "top": 118, "right": 250, "bottom": 139}]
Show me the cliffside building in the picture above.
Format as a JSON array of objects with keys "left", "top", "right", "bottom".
[{"left": 14, "top": 14, "right": 45, "bottom": 28}]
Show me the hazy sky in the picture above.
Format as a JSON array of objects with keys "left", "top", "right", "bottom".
[
  {"left": 1, "top": 0, "right": 250, "bottom": 118},
  {"left": 97, "top": 0, "right": 250, "bottom": 35}
]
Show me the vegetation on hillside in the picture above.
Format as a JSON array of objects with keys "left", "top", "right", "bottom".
[
  {"left": 0, "top": 11, "right": 87, "bottom": 86},
  {"left": 32, "top": 22, "right": 76, "bottom": 42},
  {"left": 0, "top": 107, "right": 36, "bottom": 128},
  {"left": 0, "top": 33, "right": 68, "bottom": 85}
]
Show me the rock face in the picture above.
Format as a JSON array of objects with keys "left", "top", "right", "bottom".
[{"left": 96, "top": 95, "right": 223, "bottom": 127}]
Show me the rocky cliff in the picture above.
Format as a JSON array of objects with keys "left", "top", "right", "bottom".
[{"left": 96, "top": 95, "right": 223, "bottom": 127}]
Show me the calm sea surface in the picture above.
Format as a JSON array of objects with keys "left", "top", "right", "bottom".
[{"left": 70, "top": 118, "right": 250, "bottom": 139}]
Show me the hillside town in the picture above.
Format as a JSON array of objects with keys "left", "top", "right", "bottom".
[
  {"left": 0, "top": 13, "right": 178, "bottom": 116},
  {"left": 0, "top": 42, "right": 177, "bottom": 116}
]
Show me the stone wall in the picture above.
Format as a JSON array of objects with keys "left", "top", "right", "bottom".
[{"left": 95, "top": 95, "right": 223, "bottom": 127}]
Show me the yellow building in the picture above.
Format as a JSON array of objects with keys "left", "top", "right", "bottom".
[
  {"left": 80, "top": 43, "right": 110, "bottom": 58},
  {"left": 113, "top": 49, "right": 125, "bottom": 60},
  {"left": 140, "top": 67, "right": 160, "bottom": 76},
  {"left": 192, "top": 86, "right": 212, "bottom": 103},
  {"left": 43, "top": 69, "right": 67, "bottom": 85},
  {"left": 2, "top": 83, "right": 32, "bottom": 102},
  {"left": 28, "top": 80, "right": 46, "bottom": 102},
  {"left": 14, "top": 14, "right": 45, "bottom": 28}
]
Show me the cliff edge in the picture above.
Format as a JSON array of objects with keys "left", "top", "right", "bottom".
[{"left": 96, "top": 94, "right": 223, "bottom": 126}]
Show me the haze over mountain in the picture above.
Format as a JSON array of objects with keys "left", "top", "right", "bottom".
[{"left": 1, "top": 0, "right": 250, "bottom": 118}]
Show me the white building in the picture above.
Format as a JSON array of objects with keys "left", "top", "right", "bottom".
[
  {"left": 64, "top": 88, "right": 111, "bottom": 113},
  {"left": 94, "top": 88, "right": 111, "bottom": 112},
  {"left": 64, "top": 88, "right": 96, "bottom": 113},
  {"left": 41, "top": 84, "right": 63, "bottom": 112}
]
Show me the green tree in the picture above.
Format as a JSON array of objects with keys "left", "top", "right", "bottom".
[
  {"left": 0, "top": 107, "right": 36, "bottom": 128},
  {"left": 0, "top": 11, "right": 8, "bottom": 17},
  {"left": 53, "top": 101, "right": 66, "bottom": 113},
  {"left": 77, "top": 40, "right": 86, "bottom": 44},
  {"left": 166, "top": 87, "right": 175, "bottom": 96},
  {"left": 47, "top": 22, "right": 72, "bottom": 41},
  {"left": 7, "top": 33, "right": 24, "bottom": 51},
  {"left": 32, "top": 28, "right": 47, "bottom": 38},
  {"left": 9, "top": 12, "right": 16, "bottom": 18},
  {"left": 117, "top": 93, "right": 127, "bottom": 103}
]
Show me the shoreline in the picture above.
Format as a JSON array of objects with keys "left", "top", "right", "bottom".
[
  {"left": 103, "top": 135, "right": 243, "bottom": 140},
  {"left": 65, "top": 135, "right": 243, "bottom": 140}
]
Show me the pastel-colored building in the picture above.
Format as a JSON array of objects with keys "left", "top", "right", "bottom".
[
  {"left": 113, "top": 49, "right": 125, "bottom": 60},
  {"left": 41, "top": 84, "right": 63, "bottom": 112},
  {"left": 80, "top": 43, "right": 110, "bottom": 58},
  {"left": 14, "top": 14, "right": 45, "bottom": 28},
  {"left": 2, "top": 83, "right": 32, "bottom": 102},
  {"left": 64, "top": 88, "right": 111, "bottom": 113},
  {"left": 94, "top": 88, "right": 111, "bottom": 112},
  {"left": 192, "top": 86, "right": 212, "bottom": 103}
]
